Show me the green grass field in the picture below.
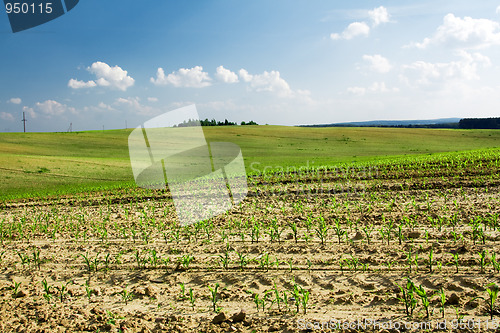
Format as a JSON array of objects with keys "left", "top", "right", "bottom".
[{"left": 1, "top": 126, "right": 499, "bottom": 200}]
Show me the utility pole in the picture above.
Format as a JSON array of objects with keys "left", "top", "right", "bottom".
[{"left": 22, "top": 112, "right": 27, "bottom": 133}]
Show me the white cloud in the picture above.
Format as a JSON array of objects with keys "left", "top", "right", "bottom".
[
  {"left": 331, "top": 22, "right": 370, "bottom": 40},
  {"left": 150, "top": 66, "right": 212, "bottom": 88},
  {"left": 236, "top": 68, "right": 312, "bottom": 101},
  {"left": 497, "top": 6, "right": 500, "bottom": 14},
  {"left": 368, "top": 82, "right": 399, "bottom": 93},
  {"left": 362, "top": 54, "right": 392, "bottom": 73},
  {"left": 8, "top": 98, "right": 22, "bottom": 104},
  {"left": 215, "top": 66, "right": 239, "bottom": 83},
  {"left": 98, "top": 102, "right": 114, "bottom": 111},
  {"left": 115, "top": 97, "right": 154, "bottom": 115},
  {"left": 238, "top": 69, "right": 293, "bottom": 97},
  {"left": 368, "top": 6, "right": 390, "bottom": 27},
  {"left": 401, "top": 51, "right": 491, "bottom": 87},
  {"left": 0, "top": 112, "right": 15, "bottom": 121},
  {"left": 23, "top": 106, "right": 36, "bottom": 119},
  {"left": 147, "top": 97, "right": 158, "bottom": 102},
  {"left": 410, "top": 14, "right": 500, "bottom": 49},
  {"left": 89, "top": 62, "right": 135, "bottom": 91},
  {"left": 331, "top": 6, "right": 390, "bottom": 41},
  {"left": 238, "top": 69, "right": 253, "bottom": 82},
  {"left": 68, "top": 79, "right": 97, "bottom": 89},
  {"left": 68, "top": 61, "right": 135, "bottom": 91},
  {"left": 346, "top": 82, "right": 399, "bottom": 95},
  {"left": 346, "top": 86, "right": 366, "bottom": 96},
  {"left": 35, "top": 100, "right": 75, "bottom": 116}
]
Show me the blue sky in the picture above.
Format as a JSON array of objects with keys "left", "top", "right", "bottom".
[{"left": 1, "top": 0, "right": 500, "bottom": 132}]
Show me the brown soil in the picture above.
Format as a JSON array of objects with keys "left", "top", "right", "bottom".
[{"left": 0, "top": 158, "right": 500, "bottom": 332}]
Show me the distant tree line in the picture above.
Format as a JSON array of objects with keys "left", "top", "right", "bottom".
[
  {"left": 459, "top": 117, "right": 500, "bottom": 129},
  {"left": 300, "top": 123, "right": 459, "bottom": 129},
  {"left": 174, "top": 118, "right": 258, "bottom": 127}
]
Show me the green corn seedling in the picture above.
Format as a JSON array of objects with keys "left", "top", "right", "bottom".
[
  {"left": 479, "top": 249, "right": 488, "bottom": 273},
  {"left": 188, "top": 288, "right": 196, "bottom": 311},
  {"left": 208, "top": 283, "right": 220, "bottom": 313}
]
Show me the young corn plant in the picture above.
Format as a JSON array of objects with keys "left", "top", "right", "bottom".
[
  {"left": 333, "top": 220, "right": 345, "bottom": 244},
  {"left": 247, "top": 291, "right": 261, "bottom": 312},
  {"left": 17, "top": 251, "right": 30, "bottom": 268},
  {"left": 438, "top": 288, "right": 446, "bottom": 318},
  {"left": 315, "top": 217, "right": 328, "bottom": 246},
  {"left": 32, "top": 248, "right": 42, "bottom": 270},
  {"left": 291, "top": 281, "right": 301, "bottom": 314},
  {"left": 397, "top": 225, "right": 404, "bottom": 245},
  {"left": 406, "top": 247, "right": 413, "bottom": 274},
  {"left": 479, "top": 249, "right": 488, "bottom": 273},
  {"left": 55, "top": 281, "right": 72, "bottom": 302},
  {"left": 218, "top": 248, "right": 231, "bottom": 270},
  {"left": 11, "top": 281, "right": 21, "bottom": 298},
  {"left": 269, "top": 217, "right": 283, "bottom": 243},
  {"left": 178, "top": 282, "right": 186, "bottom": 300},
  {"left": 259, "top": 252, "right": 270, "bottom": 272},
  {"left": 120, "top": 287, "right": 134, "bottom": 305},
  {"left": 84, "top": 281, "right": 94, "bottom": 302},
  {"left": 485, "top": 283, "right": 499, "bottom": 320},
  {"left": 362, "top": 224, "right": 374, "bottom": 245},
  {"left": 236, "top": 251, "right": 249, "bottom": 271},
  {"left": 208, "top": 283, "right": 221, "bottom": 313},
  {"left": 180, "top": 255, "right": 194, "bottom": 270},
  {"left": 491, "top": 252, "right": 500, "bottom": 273},
  {"left": 415, "top": 284, "right": 430, "bottom": 319},
  {"left": 476, "top": 283, "right": 499, "bottom": 320},
  {"left": 428, "top": 247, "right": 434, "bottom": 273},
  {"left": 251, "top": 223, "right": 261, "bottom": 244},
  {"left": 299, "top": 286, "right": 310, "bottom": 314},
  {"left": 396, "top": 278, "right": 417, "bottom": 317},
  {"left": 41, "top": 279, "right": 52, "bottom": 303},
  {"left": 272, "top": 283, "right": 283, "bottom": 312},
  {"left": 188, "top": 288, "right": 196, "bottom": 311},
  {"left": 450, "top": 252, "right": 459, "bottom": 273}
]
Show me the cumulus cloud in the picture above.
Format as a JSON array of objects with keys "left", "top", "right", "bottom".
[
  {"left": 238, "top": 69, "right": 253, "bottom": 82},
  {"left": 115, "top": 97, "right": 154, "bottom": 115},
  {"left": 8, "top": 97, "right": 22, "bottom": 104},
  {"left": 68, "top": 61, "right": 134, "bottom": 91},
  {"left": 150, "top": 66, "right": 212, "bottom": 88},
  {"left": 147, "top": 97, "right": 158, "bottom": 102},
  {"left": 89, "top": 62, "right": 135, "bottom": 91},
  {"left": 215, "top": 66, "right": 239, "bottom": 83},
  {"left": 362, "top": 54, "right": 392, "bottom": 73},
  {"left": 347, "top": 82, "right": 399, "bottom": 95},
  {"left": 98, "top": 102, "right": 114, "bottom": 111},
  {"left": 235, "top": 68, "right": 313, "bottom": 102},
  {"left": 0, "top": 112, "right": 15, "bottom": 121},
  {"left": 35, "top": 100, "right": 75, "bottom": 116},
  {"left": 331, "top": 22, "right": 370, "bottom": 40},
  {"left": 400, "top": 51, "right": 491, "bottom": 87},
  {"left": 368, "top": 6, "right": 390, "bottom": 27},
  {"left": 68, "top": 79, "right": 97, "bottom": 89},
  {"left": 238, "top": 69, "right": 294, "bottom": 98},
  {"left": 346, "top": 86, "right": 367, "bottom": 96},
  {"left": 368, "top": 82, "right": 399, "bottom": 93},
  {"left": 331, "top": 6, "right": 390, "bottom": 41},
  {"left": 409, "top": 14, "right": 500, "bottom": 49},
  {"left": 23, "top": 106, "right": 36, "bottom": 118}
]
